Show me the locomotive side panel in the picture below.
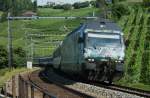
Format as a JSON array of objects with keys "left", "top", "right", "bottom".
[
  {"left": 53, "top": 47, "right": 61, "bottom": 69},
  {"left": 61, "top": 31, "right": 80, "bottom": 72}
]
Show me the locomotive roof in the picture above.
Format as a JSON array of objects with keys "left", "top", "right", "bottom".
[
  {"left": 66, "top": 19, "right": 122, "bottom": 37},
  {"left": 85, "top": 19, "right": 122, "bottom": 34}
]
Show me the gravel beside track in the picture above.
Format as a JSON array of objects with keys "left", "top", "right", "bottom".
[{"left": 44, "top": 69, "right": 148, "bottom": 98}]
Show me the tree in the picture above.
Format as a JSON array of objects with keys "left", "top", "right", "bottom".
[
  {"left": 143, "top": 0, "right": 150, "bottom": 6},
  {"left": 33, "top": 0, "right": 37, "bottom": 12},
  {"left": 53, "top": 5, "right": 63, "bottom": 9},
  {"left": 90, "top": 1, "right": 99, "bottom": 8},
  {"left": 13, "top": 47, "right": 26, "bottom": 67},
  {"left": 0, "top": 46, "right": 8, "bottom": 68},
  {"left": 73, "top": 1, "right": 90, "bottom": 9},
  {"left": 0, "top": 0, "right": 37, "bottom": 16},
  {"left": 63, "top": 4, "right": 72, "bottom": 10},
  {"left": 97, "top": 0, "right": 107, "bottom": 18}
]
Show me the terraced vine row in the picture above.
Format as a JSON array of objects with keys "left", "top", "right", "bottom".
[
  {"left": 140, "top": 13, "right": 150, "bottom": 84},
  {"left": 121, "top": 7, "right": 150, "bottom": 84},
  {"left": 123, "top": 9, "right": 137, "bottom": 77},
  {"left": 26, "top": 34, "right": 65, "bottom": 57}
]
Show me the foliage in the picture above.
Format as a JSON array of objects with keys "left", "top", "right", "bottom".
[
  {"left": 0, "top": 12, "right": 7, "bottom": 22},
  {"left": 13, "top": 47, "right": 26, "bottom": 67},
  {"left": 143, "top": 0, "right": 150, "bottom": 6},
  {"left": 53, "top": 4, "right": 72, "bottom": 10},
  {"left": 0, "top": 45, "right": 26, "bottom": 68},
  {"left": 117, "top": 4, "right": 150, "bottom": 88},
  {"left": 111, "top": 3, "right": 130, "bottom": 19},
  {"left": 73, "top": 1, "right": 90, "bottom": 9},
  {"left": 0, "top": 0, "right": 37, "bottom": 16},
  {"left": 53, "top": 4, "right": 63, "bottom": 9},
  {"left": 0, "top": 45, "right": 8, "bottom": 68},
  {"left": 90, "top": 1, "right": 99, "bottom": 8},
  {"left": 63, "top": 4, "right": 72, "bottom": 10}
]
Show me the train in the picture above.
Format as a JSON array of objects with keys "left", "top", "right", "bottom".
[{"left": 52, "top": 19, "right": 125, "bottom": 83}]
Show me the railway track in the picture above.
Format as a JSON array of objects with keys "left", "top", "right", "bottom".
[
  {"left": 24, "top": 69, "right": 150, "bottom": 98},
  {"left": 28, "top": 70, "right": 94, "bottom": 98},
  {"left": 91, "top": 83, "right": 150, "bottom": 98},
  {"left": 106, "top": 84, "right": 150, "bottom": 97},
  {"left": 44, "top": 68, "right": 150, "bottom": 98}
]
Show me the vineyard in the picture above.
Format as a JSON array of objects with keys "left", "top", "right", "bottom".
[
  {"left": 118, "top": 6, "right": 150, "bottom": 90},
  {"left": 0, "top": 4, "right": 150, "bottom": 91},
  {"left": 0, "top": 8, "right": 99, "bottom": 57}
]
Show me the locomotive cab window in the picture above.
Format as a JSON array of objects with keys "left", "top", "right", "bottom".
[{"left": 87, "top": 33, "right": 121, "bottom": 48}]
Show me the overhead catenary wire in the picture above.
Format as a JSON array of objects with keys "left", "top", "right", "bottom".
[
  {"left": 7, "top": 15, "right": 98, "bottom": 64},
  {"left": 8, "top": 16, "right": 98, "bottom": 20}
]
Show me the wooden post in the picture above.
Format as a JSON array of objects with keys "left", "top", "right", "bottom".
[
  {"left": 12, "top": 76, "right": 16, "bottom": 98},
  {"left": 43, "top": 93, "right": 46, "bottom": 98},
  {"left": 31, "top": 86, "right": 34, "bottom": 98},
  {"left": 23, "top": 81, "right": 26, "bottom": 98},
  {"left": 25, "top": 83, "right": 28, "bottom": 98},
  {"left": 4, "top": 83, "right": 7, "bottom": 98},
  {"left": 18, "top": 76, "right": 21, "bottom": 98},
  {"left": 19, "top": 76, "right": 24, "bottom": 98}
]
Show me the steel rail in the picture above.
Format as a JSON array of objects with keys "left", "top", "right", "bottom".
[
  {"left": 26, "top": 72, "right": 57, "bottom": 98},
  {"left": 41, "top": 71, "right": 95, "bottom": 98},
  {"left": 92, "top": 82, "right": 150, "bottom": 98},
  {"left": 110, "top": 84, "right": 150, "bottom": 98}
]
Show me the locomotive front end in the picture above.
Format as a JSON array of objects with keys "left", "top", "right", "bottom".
[{"left": 83, "top": 29, "right": 125, "bottom": 82}]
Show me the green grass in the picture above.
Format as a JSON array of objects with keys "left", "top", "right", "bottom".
[
  {"left": 37, "top": 7, "right": 99, "bottom": 17},
  {"left": 115, "top": 81, "right": 150, "bottom": 91},
  {"left": 0, "top": 67, "right": 31, "bottom": 87},
  {"left": 0, "top": 11, "right": 3, "bottom": 16}
]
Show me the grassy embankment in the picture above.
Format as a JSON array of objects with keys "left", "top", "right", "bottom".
[{"left": 0, "top": 67, "right": 32, "bottom": 87}]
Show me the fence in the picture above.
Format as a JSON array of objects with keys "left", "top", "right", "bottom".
[
  {"left": 0, "top": 75, "right": 56, "bottom": 98},
  {"left": 18, "top": 75, "right": 57, "bottom": 98}
]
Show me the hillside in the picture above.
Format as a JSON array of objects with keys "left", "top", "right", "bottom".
[
  {"left": 0, "top": 3, "right": 150, "bottom": 91},
  {"left": 0, "top": 7, "right": 99, "bottom": 57}
]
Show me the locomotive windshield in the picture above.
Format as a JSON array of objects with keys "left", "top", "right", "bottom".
[{"left": 87, "top": 33, "right": 121, "bottom": 48}]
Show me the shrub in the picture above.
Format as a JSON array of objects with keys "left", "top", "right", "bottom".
[
  {"left": 53, "top": 5, "right": 63, "bottom": 9},
  {"left": 62, "top": 4, "right": 72, "bottom": 10},
  {"left": 13, "top": 47, "right": 26, "bottom": 67},
  {"left": 73, "top": 1, "right": 90, "bottom": 9},
  {"left": 0, "top": 45, "right": 8, "bottom": 68},
  {"left": 0, "top": 12, "right": 7, "bottom": 22},
  {"left": 0, "top": 46, "right": 26, "bottom": 69}
]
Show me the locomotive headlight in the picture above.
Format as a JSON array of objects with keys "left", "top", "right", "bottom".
[
  {"left": 88, "top": 59, "right": 92, "bottom": 61},
  {"left": 91, "top": 59, "right": 94, "bottom": 62},
  {"left": 115, "top": 60, "right": 121, "bottom": 63},
  {"left": 88, "top": 59, "right": 94, "bottom": 62}
]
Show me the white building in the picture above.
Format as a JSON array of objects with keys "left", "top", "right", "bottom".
[{"left": 37, "top": 0, "right": 93, "bottom": 6}]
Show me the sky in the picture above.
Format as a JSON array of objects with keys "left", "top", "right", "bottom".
[{"left": 37, "top": 0, "right": 93, "bottom": 6}]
